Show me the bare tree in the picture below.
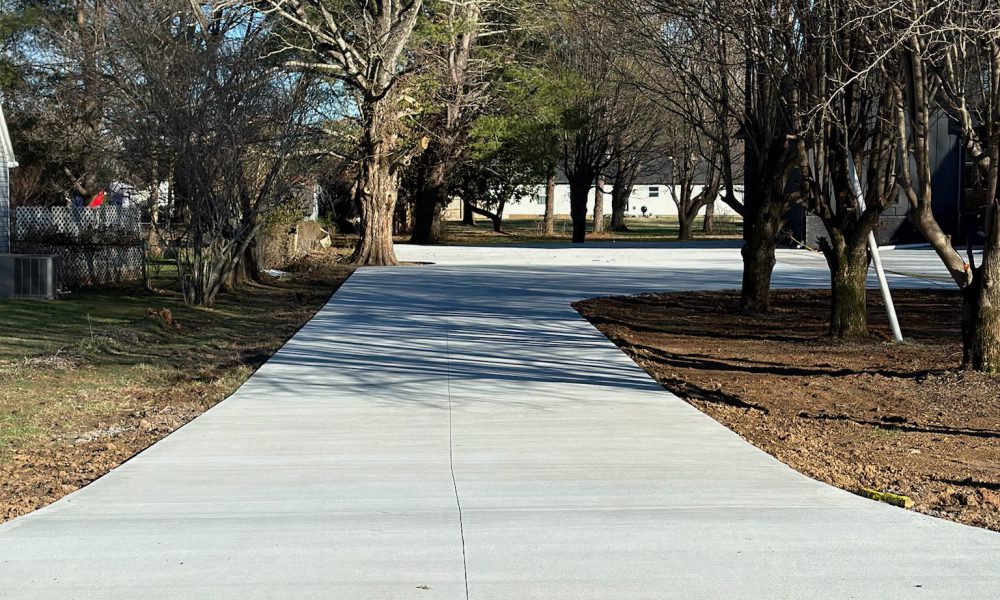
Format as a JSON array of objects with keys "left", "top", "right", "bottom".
[
  {"left": 608, "top": 139, "right": 641, "bottom": 232},
  {"left": 891, "top": 0, "right": 1000, "bottom": 370},
  {"left": 606, "top": 84, "right": 666, "bottom": 233},
  {"left": 552, "top": 9, "right": 648, "bottom": 243},
  {"left": 787, "top": 1, "right": 902, "bottom": 338},
  {"left": 107, "top": 1, "right": 316, "bottom": 306},
  {"left": 543, "top": 155, "right": 557, "bottom": 234},
  {"left": 606, "top": 0, "right": 907, "bottom": 335},
  {"left": 562, "top": 106, "right": 611, "bottom": 243},
  {"left": 663, "top": 120, "right": 724, "bottom": 241},
  {"left": 599, "top": 0, "right": 793, "bottom": 312},
  {"left": 257, "top": 0, "right": 424, "bottom": 265},
  {"left": 592, "top": 170, "right": 606, "bottom": 233}
]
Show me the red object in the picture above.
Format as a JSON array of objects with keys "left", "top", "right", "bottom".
[{"left": 88, "top": 190, "right": 106, "bottom": 207}]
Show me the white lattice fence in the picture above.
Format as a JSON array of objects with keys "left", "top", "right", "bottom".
[
  {"left": 14, "top": 205, "right": 142, "bottom": 245},
  {"left": 12, "top": 205, "right": 145, "bottom": 287}
]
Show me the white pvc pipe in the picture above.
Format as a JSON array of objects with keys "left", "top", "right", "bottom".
[{"left": 848, "top": 156, "right": 904, "bottom": 342}]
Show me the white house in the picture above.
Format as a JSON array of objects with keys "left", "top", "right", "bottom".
[
  {"left": 449, "top": 162, "right": 744, "bottom": 220},
  {"left": 0, "top": 101, "right": 17, "bottom": 254},
  {"left": 505, "top": 182, "right": 744, "bottom": 218}
]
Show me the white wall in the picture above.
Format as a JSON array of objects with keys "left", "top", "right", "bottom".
[
  {"left": 0, "top": 103, "right": 15, "bottom": 253},
  {"left": 503, "top": 184, "right": 744, "bottom": 218},
  {"left": 0, "top": 157, "right": 9, "bottom": 253}
]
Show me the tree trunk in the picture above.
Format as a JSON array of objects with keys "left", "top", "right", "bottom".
[
  {"left": 147, "top": 164, "right": 161, "bottom": 252},
  {"left": 411, "top": 160, "right": 448, "bottom": 245},
  {"left": 462, "top": 199, "right": 475, "bottom": 226},
  {"left": 569, "top": 177, "right": 591, "bottom": 244},
  {"left": 468, "top": 203, "right": 504, "bottom": 233},
  {"left": 333, "top": 187, "right": 359, "bottom": 235},
  {"left": 678, "top": 215, "right": 693, "bottom": 241},
  {"left": 543, "top": 159, "right": 556, "bottom": 237},
  {"left": 351, "top": 96, "right": 399, "bottom": 266},
  {"left": 740, "top": 200, "right": 781, "bottom": 313},
  {"left": 703, "top": 201, "right": 716, "bottom": 234},
  {"left": 393, "top": 198, "right": 410, "bottom": 235},
  {"left": 826, "top": 241, "right": 869, "bottom": 338},
  {"left": 966, "top": 207, "right": 1000, "bottom": 371},
  {"left": 353, "top": 182, "right": 398, "bottom": 265},
  {"left": 593, "top": 173, "right": 605, "bottom": 233},
  {"left": 611, "top": 164, "right": 639, "bottom": 232},
  {"left": 965, "top": 276, "right": 1000, "bottom": 372},
  {"left": 675, "top": 184, "right": 696, "bottom": 241},
  {"left": 610, "top": 183, "right": 629, "bottom": 232},
  {"left": 224, "top": 241, "right": 261, "bottom": 291}
]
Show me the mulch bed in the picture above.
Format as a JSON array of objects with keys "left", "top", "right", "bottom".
[{"left": 575, "top": 289, "right": 1000, "bottom": 532}]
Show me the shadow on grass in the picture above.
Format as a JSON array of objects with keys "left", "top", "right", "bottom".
[{"left": 0, "top": 272, "right": 350, "bottom": 371}]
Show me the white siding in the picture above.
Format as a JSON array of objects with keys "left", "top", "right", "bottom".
[
  {"left": 1, "top": 104, "right": 15, "bottom": 253},
  {"left": 504, "top": 184, "right": 744, "bottom": 217},
  {"left": 0, "top": 156, "right": 9, "bottom": 253},
  {"left": 0, "top": 104, "right": 16, "bottom": 168}
]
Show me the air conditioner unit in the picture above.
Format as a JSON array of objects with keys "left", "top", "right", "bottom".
[{"left": 0, "top": 254, "right": 61, "bottom": 299}]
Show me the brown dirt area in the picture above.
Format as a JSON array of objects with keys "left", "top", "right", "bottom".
[
  {"left": 0, "top": 251, "right": 353, "bottom": 523},
  {"left": 575, "top": 289, "right": 1000, "bottom": 532}
]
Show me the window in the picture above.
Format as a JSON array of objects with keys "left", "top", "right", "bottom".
[
  {"left": 648, "top": 186, "right": 660, "bottom": 198},
  {"left": 536, "top": 185, "right": 546, "bottom": 205}
]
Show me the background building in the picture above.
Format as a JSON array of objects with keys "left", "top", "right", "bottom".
[
  {"left": 505, "top": 176, "right": 744, "bottom": 219},
  {"left": 0, "top": 102, "right": 17, "bottom": 254},
  {"left": 783, "top": 113, "right": 974, "bottom": 247}
]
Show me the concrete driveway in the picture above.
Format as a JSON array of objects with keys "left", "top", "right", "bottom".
[{"left": 1, "top": 244, "right": 998, "bottom": 598}]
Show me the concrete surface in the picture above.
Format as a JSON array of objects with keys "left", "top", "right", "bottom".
[{"left": 1, "top": 244, "right": 998, "bottom": 598}]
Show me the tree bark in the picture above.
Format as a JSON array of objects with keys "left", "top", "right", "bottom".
[
  {"left": 673, "top": 184, "right": 697, "bottom": 241},
  {"left": 568, "top": 176, "right": 591, "bottom": 244},
  {"left": 409, "top": 198, "right": 446, "bottom": 243},
  {"left": 610, "top": 159, "right": 637, "bottom": 232},
  {"left": 702, "top": 201, "right": 716, "bottom": 234},
  {"left": 610, "top": 184, "right": 629, "bottom": 231},
  {"left": 411, "top": 158, "right": 448, "bottom": 245},
  {"left": 462, "top": 199, "right": 475, "bottom": 226},
  {"left": 469, "top": 203, "right": 505, "bottom": 233},
  {"left": 352, "top": 96, "right": 400, "bottom": 266},
  {"left": 741, "top": 232, "right": 777, "bottom": 313},
  {"left": 353, "top": 175, "right": 398, "bottom": 265},
  {"left": 392, "top": 197, "right": 409, "bottom": 235},
  {"left": 224, "top": 241, "right": 262, "bottom": 291},
  {"left": 592, "top": 173, "right": 605, "bottom": 233},
  {"left": 966, "top": 205, "right": 1000, "bottom": 371},
  {"left": 678, "top": 213, "right": 693, "bottom": 241},
  {"left": 825, "top": 240, "right": 870, "bottom": 338},
  {"left": 543, "top": 159, "right": 556, "bottom": 237},
  {"left": 966, "top": 281, "right": 1000, "bottom": 372},
  {"left": 740, "top": 195, "right": 782, "bottom": 313}
]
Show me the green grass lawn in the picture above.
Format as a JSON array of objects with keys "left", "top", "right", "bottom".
[
  {"left": 442, "top": 215, "right": 742, "bottom": 245},
  {"left": 325, "top": 215, "right": 742, "bottom": 249},
  {"left": 0, "top": 266, "right": 349, "bottom": 451},
  {"left": 0, "top": 253, "right": 352, "bottom": 521}
]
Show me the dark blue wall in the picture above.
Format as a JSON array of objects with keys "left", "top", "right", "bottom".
[{"left": 783, "top": 112, "right": 964, "bottom": 247}]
